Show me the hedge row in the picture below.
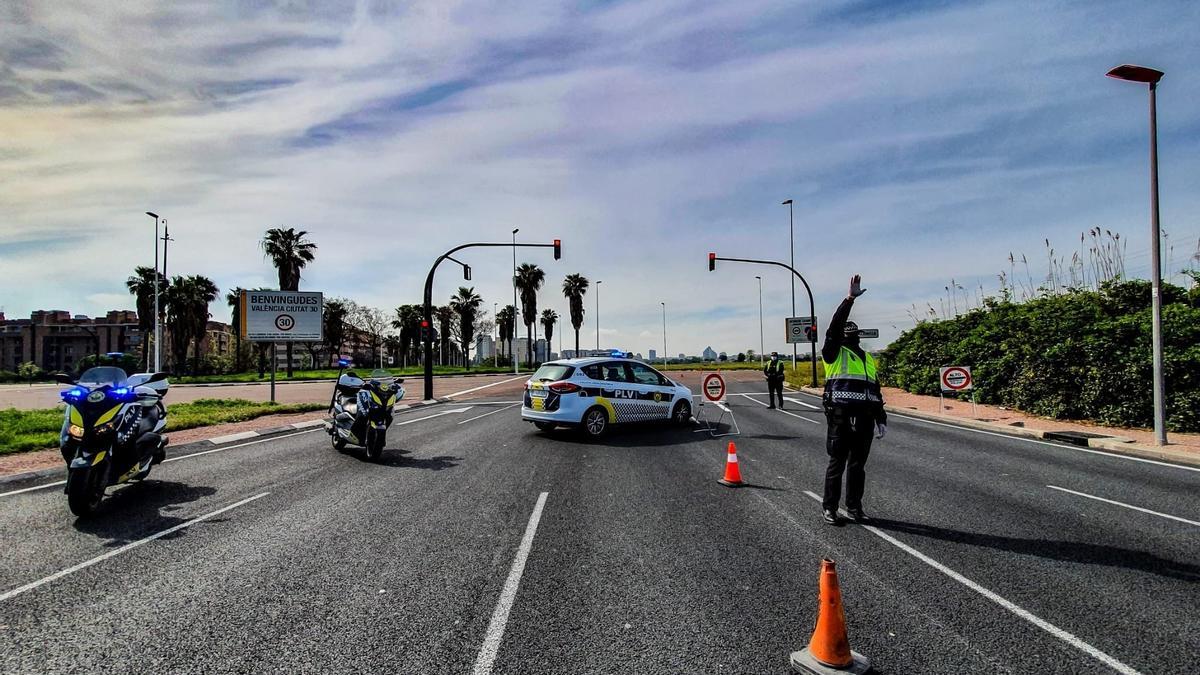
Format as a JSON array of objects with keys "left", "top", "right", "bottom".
[{"left": 880, "top": 279, "right": 1200, "bottom": 432}]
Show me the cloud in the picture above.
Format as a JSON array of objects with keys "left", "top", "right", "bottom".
[{"left": 1, "top": 0, "right": 1198, "bottom": 356}]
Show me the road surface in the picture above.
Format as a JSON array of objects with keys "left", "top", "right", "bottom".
[{"left": 1, "top": 379, "right": 1196, "bottom": 673}]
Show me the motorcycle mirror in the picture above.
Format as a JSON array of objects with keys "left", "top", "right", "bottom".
[
  {"left": 146, "top": 372, "right": 169, "bottom": 383},
  {"left": 53, "top": 373, "right": 76, "bottom": 385},
  {"left": 396, "top": 379, "right": 404, "bottom": 384}
]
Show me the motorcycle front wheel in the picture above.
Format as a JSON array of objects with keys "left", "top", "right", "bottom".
[
  {"left": 66, "top": 465, "right": 105, "bottom": 517},
  {"left": 366, "top": 430, "right": 384, "bottom": 462}
]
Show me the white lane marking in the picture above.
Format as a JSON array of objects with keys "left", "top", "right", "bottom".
[
  {"left": 446, "top": 375, "right": 529, "bottom": 399},
  {"left": 801, "top": 490, "right": 1142, "bottom": 675},
  {"left": 394, "top": 407, "right": 474, "bottom": 426},
  {"left": 473, "top": 491, "right": 549, "bottom": 675},
  {"left": 0, "top": 492, "right": 270, "bottom": 603},
  {"left": 458, "top": 404, "right": 521, "bottom": 425},
  {"left": 784, "top": 396, "right": 821, "bottom": 409},
  {"left": 887, "top": 412, "right": 1200, "bottom": 474},
  {"left": 737, "top": 393, "right": 819, "bottom": 424},
  {"left": 1047, "top": 485, "right": 1200, "bottom": 528},
  {"left": 0, "top": 430, "right": 323, "bottom": 498}
]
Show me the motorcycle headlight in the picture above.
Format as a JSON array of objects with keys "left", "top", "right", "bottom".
[
  {"left": 95, "top": 421, "right": 116, "bottom": 436},
  {"left": 68, "top": 424, "right": 85, "bottom": 439}
]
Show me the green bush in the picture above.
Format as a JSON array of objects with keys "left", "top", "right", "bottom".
[{"left": 880, "top": 280, "right": 1200, "bottom": 432}]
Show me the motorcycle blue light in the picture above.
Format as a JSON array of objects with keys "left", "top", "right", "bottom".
[
  {"left": 63, "top": 388, "right": 87, "bottom": 402},
  {"left": 110, "top": 386, "right": 133, "bottom": 401}
]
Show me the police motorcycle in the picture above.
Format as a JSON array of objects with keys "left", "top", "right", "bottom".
[
  {"left": 54, "top": 360, "right": 170, "bottom": 517},
  {"left": 324, "top": 359, "right": 405, "bottom": 461}
]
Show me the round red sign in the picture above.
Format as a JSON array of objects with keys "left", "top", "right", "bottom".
[
  {"left": 702, "top": 373, "right": 726, "bottom": 402},
  {"left": 941, "top": 367, "right": 972, "bottom": 391}
]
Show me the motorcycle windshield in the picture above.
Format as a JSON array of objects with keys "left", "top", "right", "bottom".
[
  {"left": 77, "top": 367, "right": 129, "bottom": 387},
  {"left": 368, "top": 369, "right": 393, "bottom": 382}
]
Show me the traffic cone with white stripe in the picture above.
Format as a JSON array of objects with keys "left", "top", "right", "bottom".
[
  {"left": 790, "top": 559, "right": 871, "bottom": 674},
  {"left": 717, "top": 441, "right": 745, "bottom": 487}
]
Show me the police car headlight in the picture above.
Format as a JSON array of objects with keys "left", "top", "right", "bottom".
[{"left": 68, "top": 424, "right": 85, "bottom": 439}]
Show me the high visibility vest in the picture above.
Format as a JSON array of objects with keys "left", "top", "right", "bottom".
[
  {"left": 765, "top": 360, "right": 785, "bottom": 376},
  {"left": 823, "top": 347, "right": 882, "bottom": 404}
]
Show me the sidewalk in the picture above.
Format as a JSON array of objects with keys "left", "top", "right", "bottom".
[{"left": 799, "top": 385, "right": 1200, "bottom": 467}]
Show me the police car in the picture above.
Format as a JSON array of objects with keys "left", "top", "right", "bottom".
[{"left": 521, "top": 357, "right": 694, "bottom": 438}]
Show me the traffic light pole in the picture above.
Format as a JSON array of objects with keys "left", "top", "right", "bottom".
[
  {"left": 422, "top": 240, "right": 560, "bottom": 400},
  {"left": 708, "top": 254, "right": 819, "bottom": 387}
]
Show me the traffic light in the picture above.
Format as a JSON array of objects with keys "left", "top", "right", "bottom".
[
  {"left": 553, "top": 239, "right": 561, "bottom": 260},
  {"left": 463, "top": 264, "right": 472, "bottom": 281},
  {"left": 420, "top": 320, "right": 430, "bottom": 342},
  {"left": 805, "top": 325, "right": 818, "bottom": 342},
  {"left": 708, "top": 253, "right": 716, "bottom": 271}
]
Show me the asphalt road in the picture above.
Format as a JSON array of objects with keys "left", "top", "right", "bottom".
[{"left": 1, "top": 379, "right": 1197, "bottom": 674}]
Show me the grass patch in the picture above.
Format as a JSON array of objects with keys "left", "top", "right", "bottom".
[{"left": 0, "top": 399, "right": 326, "bottom": 455}]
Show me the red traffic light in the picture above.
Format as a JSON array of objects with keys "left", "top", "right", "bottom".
[
  {"left": 708, "top": 253, "right": 716, "bottom": 271},
  {"left": 420, "top": 320, "right": 429, "bottom": 328},
  {"left": 553, "top": 239, "right": 561, "bottom": 260}
]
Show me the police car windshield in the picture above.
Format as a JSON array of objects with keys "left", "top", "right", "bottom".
[
  {"left": 77, "top": 367, "right": 129, "bottom": 387},
  {"left": 532, "top": 364, "right": 574, "bottom": 382}
]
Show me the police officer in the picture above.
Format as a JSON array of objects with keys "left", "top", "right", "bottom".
[
  {"left": 820, "top": 274, "right": 886, "bottom": 525},
  {"left": 764, "top": 351, "right": 786, "bottom": 409}
]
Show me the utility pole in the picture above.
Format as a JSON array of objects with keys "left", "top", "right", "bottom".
[{"left": 783, "top": 199, "right": 797, "bottom": 370}]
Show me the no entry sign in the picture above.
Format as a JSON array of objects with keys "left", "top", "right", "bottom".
[
  {"left": 939, "top": 366, "right": 973, "bottom": 392},
  {"left": 702, "top": 372, "right": 727, "bottom": 403}
]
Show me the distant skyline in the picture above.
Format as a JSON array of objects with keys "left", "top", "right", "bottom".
[{"left": 2, "top": 1, "right": 1198, "bottom": 355}]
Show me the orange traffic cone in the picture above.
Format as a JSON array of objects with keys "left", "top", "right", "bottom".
[
  {"left": 790, "top": 559, "right": 872, "bottom": 674},
  {"left": 717, "top": 441, "right": 745, "bottom": 487}
]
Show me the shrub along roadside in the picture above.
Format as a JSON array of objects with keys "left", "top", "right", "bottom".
[
  {"left": 0, "top": 399, "right": 327, "bottom": 455},
  {"left": 880, "top": 279, "right": 1200, "bottom": 432}
]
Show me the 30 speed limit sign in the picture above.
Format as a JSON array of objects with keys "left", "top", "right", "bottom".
[{"left": 939, "top": 366, "right": 973, "bottom": 392}]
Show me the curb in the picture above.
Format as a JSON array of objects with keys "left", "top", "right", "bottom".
[
  {"left": 796, "top": 387, "right": 1200, "bottom": 468},
  {"left": 0, "top": 399, "right": 449, "bottom": 488}
]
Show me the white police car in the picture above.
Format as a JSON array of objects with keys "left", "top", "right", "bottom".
[{"left": 521, "top": 357, "right": 694, "bottom": 438}]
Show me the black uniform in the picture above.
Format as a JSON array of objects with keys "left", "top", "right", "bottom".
[
  {"left": 821, "top": 297, "right": 886, "bottom": 514},
  {"left": 764, "top": 358, "right": 786, "bottom": 408}
]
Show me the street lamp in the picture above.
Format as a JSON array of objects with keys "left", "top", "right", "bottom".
[
  {"left": 595, "top": 280, "right": 602, "bottom": 351},
  {"left": 756, "top": 276, "right": 764, "bottom": 363},
  {"left": 1107, "top": 63, "right": 1167, "bottom": 446},
  {"left": 782, "top": 199, "right": 796, "bottom": 370},
  {"left": 661, "top": 302, "right": 667, "bottom": 366},
  {"left": 145, "top": 212, "right": 160, "bottom": 373},
  {"left": 512, "top": 228, "right": 519, "bottom": 374},
  {"left": 493, "top": 302, "right": 499, "bottom": 368}
]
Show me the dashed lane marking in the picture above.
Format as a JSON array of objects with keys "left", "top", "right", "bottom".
[
  {"left": 458, "top": 404, "right": 521, "bottom": 425},
  {"left": 737, "top": 393, "right": 820, "bottom": 424},
  {"left": 1047, "top": 485, "right": 1200, "bottom": 528},
  {"left": 472, "top": 491, "right": 549, "bottom": 675},
  {"left": 446, "top": 375, "right": 530, "bottom": 400}
]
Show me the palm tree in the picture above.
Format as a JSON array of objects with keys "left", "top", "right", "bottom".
[
  {"left": 164, "top": 276, "right": 192, "bottom": 372},
  {"left": 450, "top": 287, "right": 484, "bottom": 370},
  {"left": 127, "top": 266, "right": 166, "bottom": 371},
  {"left": 540, "top": 309, "right": 558, "bottom": 359},
  {"left": 323, "top": 300, "right": 348, "bottom": 367},
  {"left": 261, "top": 227, "right": 317, "bottom": 377},
  {"left": 226, "top": 288, "right": 245, "bottom": 372},
  {"left": 515, "top": 263, "right": 545, "bottom": 366},
  {"left": 561, "top": 273, "right": 589, "bottom": 356},
  {"left": 496, "top": 305, "right": 516, "bottom": 364},
  {"left": 391, "top": 304, "right": 423, "bottom": 366},
  {"left": 434, "top": 305, "right": 455, "bottom": 366},
  {"left": 187, "top": 276, "right": 219, "bottom": 374}
]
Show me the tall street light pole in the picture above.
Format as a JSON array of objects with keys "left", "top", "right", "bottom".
[
  {"left": 145, "top": 212, "right": 160, "bottom": 373},
  {"left": 756, "top": 275, "right": 764, "bottom": 364},
  {"left": 493, "top": 302, "right": 499, "bottom": 368},
  {"left": 595, "top": 280, "right": 602, "bottom": 351},
  {"left": 783, "top": 199, "right": 797, "bottom": 370},
  {"left": 512, "top": 228, "right": 520, "bottom": 375},
  {"left": 1107, "top": 63, "right": 1167, "bottom": 446},
  {"left": 660, "top": 302, "right": 667, "bottom": 367}
]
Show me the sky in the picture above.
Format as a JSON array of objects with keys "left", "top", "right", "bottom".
[{"left": 1, "top": 0, "right": 1198, "bottom": 357}]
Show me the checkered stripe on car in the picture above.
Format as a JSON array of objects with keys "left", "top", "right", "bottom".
[{"left": 610, "top": 399, "right": 668, "bottom": 422}]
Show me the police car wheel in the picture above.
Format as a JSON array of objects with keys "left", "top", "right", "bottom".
[
  {"left": 581, "top": 407, "right": 608, "bottom": 438},
  {"left": 672, "top": 400, "right": 692, "bottom": 426},
  {"left": 534, "top": 421, "right": 556, "bottom": 432}
]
